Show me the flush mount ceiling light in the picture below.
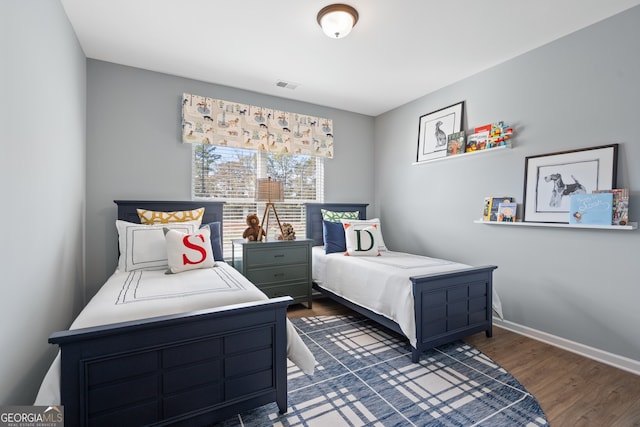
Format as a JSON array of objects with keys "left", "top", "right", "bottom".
[{"left": 317, "top": 4, "right": 359, "bottom": 39}]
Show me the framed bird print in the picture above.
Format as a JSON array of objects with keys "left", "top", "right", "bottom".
[{"left": 416, "top": 101, "right": 465, "bottom": 163}]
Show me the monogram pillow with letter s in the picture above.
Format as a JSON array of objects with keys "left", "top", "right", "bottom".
[
  {"left": 164, "top": 225, "right": 216, "bottom": 273},
  {"left": 343, "top": 223, "right": 380, "bottom": 256}
]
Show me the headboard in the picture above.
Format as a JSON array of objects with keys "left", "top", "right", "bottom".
[
  {"left": 114, "top": 200, "right": 225, "bottom": 259},
  {"left": 305, "top": 203, "right": 368, "bottom": 246}
]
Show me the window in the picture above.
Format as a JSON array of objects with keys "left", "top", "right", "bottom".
[{"left": 192, "top": 144, "right": 324, "bottom": 258}]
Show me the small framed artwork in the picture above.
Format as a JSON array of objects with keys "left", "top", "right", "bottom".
[
  {"left": 522, "top": 144, "right": 618, "bottom": 223},
  {"left": 416, "top": 101, "right": 464, "bottom": 162}
]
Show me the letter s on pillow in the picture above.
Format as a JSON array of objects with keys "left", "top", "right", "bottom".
[{"left": 164, "top": 225, "right": 216, "bottom": 273}]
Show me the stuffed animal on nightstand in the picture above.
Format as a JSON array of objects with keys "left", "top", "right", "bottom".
[
  {"left": 277, "top": 223, "right": 296, "bottom": 240},
  {"left": 242, "top": 214, "right": 266, "bottom": 241}
]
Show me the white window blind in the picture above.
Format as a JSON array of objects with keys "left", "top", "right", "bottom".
[{"left": 192, "top": 144, "right": 324, "bottom": 258}]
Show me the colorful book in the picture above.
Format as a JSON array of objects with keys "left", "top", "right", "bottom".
[
  {"left": 569, "top": 193, "right": 613, "bottom": 225},
  {"left": 467, "top": 131, "right": 489, "bottom": 151},
  {"left": 594, "top": 189, "right": 629, "bottom": 225},
  {"left": 483, "top": 196, "right": 513, "bottom": 221},
  {"left": 497, "top": 202, "right": 517, "bottom": 222},
  {"left": 446, "top": 131, "right": 466, "bottom": 156},
  {"left": 474, "top": 124, "right": 492, "bottom": 134}
]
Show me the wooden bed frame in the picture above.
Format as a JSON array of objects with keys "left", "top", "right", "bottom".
[
  {"left": 306, "top": 203, "right": 497, "bottom": 362},
  {"left": 49, "top": 200, "right": 290, "bottom": 426}
]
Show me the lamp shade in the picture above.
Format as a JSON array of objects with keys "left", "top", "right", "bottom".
[
  {"left": 317, "top": 4, "right": 359, "bottom": 39},
  {"left": 256, "top": 178, "right": 283, "bottom": 202}
]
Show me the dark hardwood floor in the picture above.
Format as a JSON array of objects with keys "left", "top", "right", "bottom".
[{"left": 288, "top": 297, "right": 640, "bottom": 427}]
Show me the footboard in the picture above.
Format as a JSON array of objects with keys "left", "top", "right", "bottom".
[
  {"left": 49, "top": 297, "right": 292, "bottom": 427},
  {"left": 410, "top": 266, "right": 497, "bottom": 362}
]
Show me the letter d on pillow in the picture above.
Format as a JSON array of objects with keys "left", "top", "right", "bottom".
[{"left": 343, "top": 223, "right": 380, "bottom": 256}]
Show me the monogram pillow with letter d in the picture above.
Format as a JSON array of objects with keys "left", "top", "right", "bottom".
[
  {"left": 343, "top": 223, "right": 380, "bottom": 256},
  {"left": 164, "top": 225, "right": 216, "bottom": 273}
]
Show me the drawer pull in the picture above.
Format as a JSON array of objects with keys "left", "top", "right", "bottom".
[
  {"left": 273, "top": 254, "right": 285, "bottom": 258},
  {"left": 274, "top": 273, "right": 285, "bottom": 277}
]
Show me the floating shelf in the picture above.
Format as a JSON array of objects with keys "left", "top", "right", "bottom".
[
  {"left": 473, "top": 219, "right": 637, "bottom": 230},
  {"left": 413, "top": 142, "right": 512, "bottom": 165}
]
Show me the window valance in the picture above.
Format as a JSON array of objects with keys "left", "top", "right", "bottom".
[{"left": 182, "top": 93, "right": 334, "bottom": 159}]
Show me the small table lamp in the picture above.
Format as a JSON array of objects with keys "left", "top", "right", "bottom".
[{"left": 256, "top": 177, "right": 284, "bottom": 241}]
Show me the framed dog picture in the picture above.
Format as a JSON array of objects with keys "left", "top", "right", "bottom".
[
  {"left": 416, "top": 101, "right": 464, "bottom": 162},
  {"left": 522, "top": 144, "right": 618, "bottom": 223}
]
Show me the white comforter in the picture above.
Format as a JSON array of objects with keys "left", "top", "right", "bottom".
[
  {"left": 35, "top": 263, "right": 316, "bottom": 405},
  {"left": 312, "top": 247, "right": 503, "bottom": 347}
]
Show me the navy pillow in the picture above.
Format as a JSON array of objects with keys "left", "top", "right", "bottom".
[
  {"left": 323, "top": 220, "right": 346, "bottom": 254},
  {"left": 201, "top": 221, "right": 224, "bottom": 261}
]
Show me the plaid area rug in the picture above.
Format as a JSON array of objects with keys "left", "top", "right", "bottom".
[{"left": 220, "top": 315, "right": 549, "bottom": 426}]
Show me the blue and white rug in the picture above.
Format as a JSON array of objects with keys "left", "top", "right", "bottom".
[{"left": 220, "top": 315, "right": 549, "bottom": 426}]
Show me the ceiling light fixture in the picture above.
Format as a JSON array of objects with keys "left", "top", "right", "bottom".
[{"left": 317, "top": 4, "right": 359, "bottom": 39}]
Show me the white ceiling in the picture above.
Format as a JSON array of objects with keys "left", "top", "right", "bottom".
[{"left": 61, "top": 0, "right": 640, "bottom": 116}]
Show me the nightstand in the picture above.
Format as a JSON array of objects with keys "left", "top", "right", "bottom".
[{"left": 231, "top": 238, "right": 313, "bottom": 308}]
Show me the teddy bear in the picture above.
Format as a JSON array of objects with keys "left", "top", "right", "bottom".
[
  {"left": 276, "top": 223, "right": 296, "bottom": 241},
  {"left": 242, "top": 213, "right": 266, "bottom": 241}
]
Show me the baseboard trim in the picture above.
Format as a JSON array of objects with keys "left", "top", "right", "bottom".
[{"left": 493, "top": 317, "right": 640, "bottom": 376}]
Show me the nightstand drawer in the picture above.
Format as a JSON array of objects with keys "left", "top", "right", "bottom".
[
  {"left": 245, "top": 246, "right": 308, "bottom": 268},
  {"left": 246, "top": 264, "right": 308, "bottom": 286}
]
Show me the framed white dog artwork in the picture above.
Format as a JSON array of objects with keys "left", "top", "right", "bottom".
[{"left": 522, "top": 144, "right": 618, "bottom": 223}]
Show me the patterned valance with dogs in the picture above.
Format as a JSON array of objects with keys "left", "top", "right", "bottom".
[{"left": 181, "top": 93, "right": 334, "bottom": 158}]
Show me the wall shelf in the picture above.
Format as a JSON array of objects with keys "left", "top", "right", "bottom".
[
  {"left": 473, "top": 219, "right": 637, "bottom": 230},
  {"left": 413, "top": 142, "right": 512, "bottom": 165}
]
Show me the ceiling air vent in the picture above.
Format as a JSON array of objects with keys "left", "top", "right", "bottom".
[{"left": 275, "top": 80, "right": 299, "bottom": 90}]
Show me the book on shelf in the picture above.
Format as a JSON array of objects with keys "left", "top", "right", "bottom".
[
  {"left": 593, "top": 189, "right": 629, "bottom": 225},
  {"left": 569, "top": 193, "right": 613, "bottom": 225},
  {"left": 467, "top": 131, "right": 489, "bottom": 151},
  {"left": 497, "top": 202, "right": 517, "bottom": 222},
  {"left": 483, "top": 196, "right": 514, "bottom": 221},
  {"left": 446, "top": 131, "right": 466, "bottom": 156},
  {"left": 474, "top": 124, "right": 492, "bottom": 134}
]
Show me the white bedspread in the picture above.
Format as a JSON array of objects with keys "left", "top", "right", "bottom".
[
  {"left": 312, "top": 247, "right": 503, "bottom": 347},
  {"left": 35, "top": 263, "right": 316, "bottom": 405}
]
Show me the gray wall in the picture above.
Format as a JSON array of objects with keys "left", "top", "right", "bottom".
[
  {"left": 86, "top": 60, "right": 375, "bottom": 298},
  {"left": 374, "top": 6, "right": 640, "bottom": 362},
  {"left": 1, "top": 1, "right": 86, "bottom": 404}
]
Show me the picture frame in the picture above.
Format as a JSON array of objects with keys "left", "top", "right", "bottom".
[
  {"left": 416, "top": 101, "right": 464, "bottom": 162},
  {"left": 522, "top": 144, "right": 618, "bottom": 223}
]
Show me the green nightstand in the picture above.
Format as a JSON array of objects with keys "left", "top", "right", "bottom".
[{"left": 231, "top": 238, "right": 313, "bottom": 308}]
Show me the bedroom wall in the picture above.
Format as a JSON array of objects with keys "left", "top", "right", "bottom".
[
  {"left": 0, "top": 1, "right": 86, "bottom": 404},
  {"left": 85, "top": 60, "right": 375, "bottom": 299},
  {"left": 374, "top": 6, "right": 640, "bottom": 366}
]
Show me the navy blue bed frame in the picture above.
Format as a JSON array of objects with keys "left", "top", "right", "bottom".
[
  {"left": 305, "top": 203, "right": 497, "bottom": 362},
  {"left": 48, "top": 200, "right": 291, "bottom": 426}
]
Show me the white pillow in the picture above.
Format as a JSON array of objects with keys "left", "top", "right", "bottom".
[
  {"left": 340, "top": 218, "right": 388, "bottom": 251},
  {"left": 164, "top": 225, "right": 215, "bottom": 274},
  {"left": 116, "top": 220, "right": 199, "bottom": 272},
  {"left": 344, "top": 224, "right": 380, "bottom": 256}
]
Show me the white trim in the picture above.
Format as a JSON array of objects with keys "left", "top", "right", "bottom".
[
  {"left": 475, "top": 219, "right": 637, "bottom": 230},
  {"left": 412, "top": 142, "right": 512, "bottom": 165},
  {"left": 493, "top": 317, "right": 640, "bottom": 376}
]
